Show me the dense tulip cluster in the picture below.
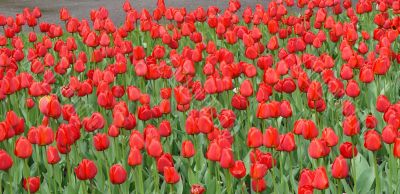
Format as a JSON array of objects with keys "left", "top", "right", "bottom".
[{"left": 0, "top": 0, "right": 399, "bottom": 193}]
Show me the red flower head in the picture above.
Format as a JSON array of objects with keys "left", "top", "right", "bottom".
[
  {"left": 128, "top": 147, "right": 142, "bottom": 166},
  {"left": 190, "top": 184, "right": 205, "bottom": 194},
  {"left": 46, "top": 146, "right": 60, "bottom": 165},
  {"left": 339, "top": 142, "right": 358, "bottom": 159},
  {"left": 15, "top": 136, "right": 32, "bottom": 159},
  {"left": 331, "top": 156, "right": 349, "bottom": 179},
  {"left": 0, "top": 149, "right": 13, "bottom": 170},
  {"left": 229, "top": 160, "right": 246, "bottom": 179},
  {"left": 343, "top": 115, "right": 360, "bottom": 136},
  {"left": 181, "top": 140, "right": 195, "bottom": 158},
  {"left": 74, "top": 159, "right": 97, "bottom": 180},
  {"left": 39, "top": 95, "right": 61, "bottom": 119},
  {"left": 312, "top": 167, "right": 329, "bottom": 190},
  {"left": 164, "top": 166, "right": 180, "bottom": 184},
  {"left": 109, "top": 164, "right": 127, "bottom": 184},
  {"left": 22, "top": 176, "right": 40, "bottom": 193},
  {"left": 364, "top": 130, "right": 381, "bottom": 151}
]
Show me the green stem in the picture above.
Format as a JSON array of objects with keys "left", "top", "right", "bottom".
[
  {"left": 170, "top": 183, "right": 174, "bottom": 194},
  {"left": 8, "top": 171, "right": 12, "bottom": 194},
  {"left": 225, "top": 169, "right": 232, "bottom": 194},
  {"left": 373, "top": 152, "right": 380, "bottom": 194},
  {"left": 138, "top": 165, "right": 144, "bottom": 194},
  {"left": 66, "top": 154, "right": 71, "bottom": 184},
  {"left": 153, "top": 161, "right": 159, "bottom": 193}
]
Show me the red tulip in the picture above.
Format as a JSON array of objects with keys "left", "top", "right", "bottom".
[
  {"left": 22, "top": 176, "right": 40, "bottom": 193},
  {"left": 147, "top": 139, "right": 163, "bottom": 158},
  {"left": 394, "top": 138, "right": 400, "bottom": 158},
  {"left": 340, "top": 142, "right": 358, "bottom": 159},
  {"left": 277, "top": 132, "right": 296, "bottom": 152},
  {"left": 74, "top": 159, "right": 97, "bottom": 180},
  {"left": 263, "top": 126, "right": 279, "bottom": 148},
  {"left": 247, "top": 127, "right": 263, "bottom": 148},
  {"left": 343, "top": 115, "right": 360, "bottom": 136},
  {"left": 93, "top": 133, "right": 110, "bottom": 151},
  {"left": 39, "top": 95, "right": 61, "bottom": 119},
  {"left": 218, "top": 109, "right": 236, "bottom": 128},
  {"left": 308, "top": 139, "right": 330, "bottom": 159},
  {"left": 331, "top": 156, "right": 349, "bottom": 179},
  {"left": 364, "top": 130, "right": 381, "bottom": 151},
  {"left": 0, "top": 149, "right": 13, "bottom": 170},
  {"left": 109, "top": 164, "right": 127, "bottom": 184},
  {"left": 376, "top": 95, "right": 390, "bottom": 113},
  {"left": 229, "top": 160, "right": 246, "bottom": 179},
  {"left": 46, "top": 146, "right": 60, "bottom": 165},
  {"left": 190, "top": 184, "right": 205, "bottom": 194},
  {"left": 181, "top": 140, "right": 195, "bottom": 158},
  {"left": 312, "top": 167, "right": 329, "bottom": 190},
  {"left": 219, "top": 148, "right": 234, "bottom": 169},
  {"left": 382, "top": 125, "right": 397, "bottom": 144},
  {"left": 250, "top": 162, "right": 268, "bottom": 179},
  {"left": 206, "top": 141, "right": 222, "bottom": 161},
  {"left": 164, "top": 166, "right": 180, "bottom": 184},
  {"left": 251, "top": 178, "right": 266, "bottom": 192},
  {"left": 321, "top": 127, "right": 338, "bottom": 147},
  {"left": 128, "top": 147, "right": 142, "bottom": 166},
  {"left": 157, "top": 153, "right": 174, "bottom": 173},
  {"left": 15, "top": 136, "right": 32, "bottom": 159},
  {"left": 365, "top": 114, "right": 377, "bottom": 129}
]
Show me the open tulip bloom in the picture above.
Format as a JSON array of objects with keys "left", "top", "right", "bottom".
[{"left": 0, "top": 0, "right": 399, "bottom": 193}]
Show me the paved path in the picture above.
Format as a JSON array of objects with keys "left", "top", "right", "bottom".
[{"left": 0, "top": 0, "right": 270, "bottom": 25}]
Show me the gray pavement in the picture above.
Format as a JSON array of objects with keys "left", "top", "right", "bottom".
[{"left": 0, "top": 0, "right": 270, "bottom": 25}]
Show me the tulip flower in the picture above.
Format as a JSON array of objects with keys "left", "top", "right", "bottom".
[
  {"left": 74, "top": 159, "right": 97, "bottom": 180},
  {"left": 109, "top": 164, "right": 127, "bottom": 184}
]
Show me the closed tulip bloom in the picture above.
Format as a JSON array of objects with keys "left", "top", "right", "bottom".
[
  {"left": 109, "top": 164, "right": 127, "bottom": 184},
  {"left": 376, "top": 95, "right": 390, "bottom": 113},
  {"left": 247, "top": 127, "right": 263, "bottom": 148},
  {"left": 0, "top": 149, "right": 13, "bottom": 170},
  {"left": 343, "top": 115, "right": 360, "bottom": 136},
  {"left": 39, "top": 95, "right": 61, "bottom": 118},
  {"left": 190, "top": 184, "right": 205, "bottom": 194},
  {"left": 321, "top": 128, "right": 338, "bottom": 147},
  {"left": 26, "top": 98, "right": 35, "bottom": 108},
  {"left": 394, "top": 138, "right": 400, "bottom": 158},
  {"left": 74, "top": 159, "right": 97, "bottom": 180},
  {"left": 312, "top": 167, "right": 329, "bottom": 190},
  {"left": 250, "top": 162, "right": 268, "bottom": 179},
  {"left": 251, "top": 178, "right": 266, "bottom": 193},
  {"left": 93, "top": 133, "right": 110, "bottom": 151},
  {"left": 206, "top": 141, "right": 222, "bottom": 161},
  {"left": 128, "top": 147, "right": 142, "bottom": 166},
  {"left": 22, "top": 176, "right": 40, "bottom": 193},
  {"left": 293, "top": 119, "right": 318, "bottom": 140},
  {"left": 364, "top": 130, "right": 381, "bottom": 151},
  {"left": 263, "top": 126, "right": 279, "bottom": 148},
  {"left": 27, "top": 125, "right": 54, "bottom": 146},
  {"left": 146, "top": 139, "right": 163, "bottom": 158},
  {"left": 298, "top": 169, "right": 315, "bottom": 188},
  {"left": 231, "top": 94, "right": 249, "bottom": 110},
  {"left": 218, "top": 109, "right": 236, "bottom": 128},
  {"left": 279, "top": 100, "right": 292, "bottom": 118},
  {"left": 164, "top": 166, "right": 180, "bottom": 184},
  {"left": 342, "top": 100, "right": 355, "bottom": 116},
  {"left": 382, "top": 125, "right": 397, "bottom": 144},
  {"left": 307, "top": 81, "right": 323, "bottom": 101},
  {"left": 339, "top": 142, "right": 358, "bottom": 159},
  {"left": 365, "top": 114, "right": 377, "bottom": 129},
  {"left": 181, "top": 140, "right": 195, "bottom": 158},
  {"left": 331, "top": 156, "right": 349, "bottom": 179},
  {"left": 219, "top": 148, "right": 234, "bottom": 169},
  {"left": 15, "top": 136, "right": 32, "bottom": 159},
  {"left": 46, "top": 146, "right": 60, "bottom": 165},
  {"left": 308, "top": 139, "right": 330, "bottom": 159},
  {"left": 239, "top": 79, "right": 253, "bottom": 97},
  {"left": 129, "top": 130, "right": 144, "bottom": 150},
  {"left": 277, "top": 132, "right": 296, "bottom": 152},
  {"left": 157, "top": 153, "right": 174, "bottom": 173},
  {"left": 159, "top": 120, "right": 171, "bottom": 137},
  {"left": 229, "top": 160, "right": 246, "bottom": 179},
  {"left": 345, "top": 80, "right": 360, "bottom": 98},
  {"left": 298, "top": 185, "right": 314, "bottom": 194}
]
